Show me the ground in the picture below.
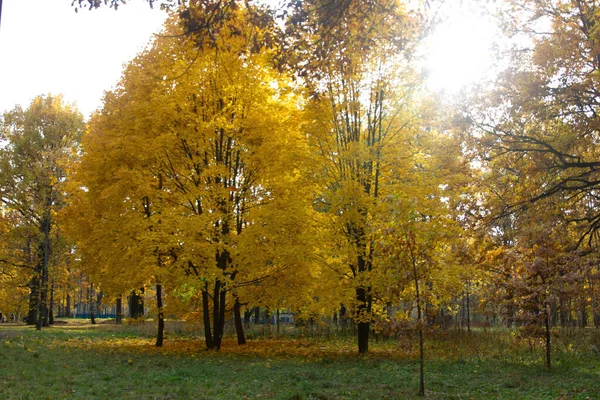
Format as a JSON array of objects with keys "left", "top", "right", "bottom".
[{"left": 0, "top": 320, "right": 598, "bottom": 399}]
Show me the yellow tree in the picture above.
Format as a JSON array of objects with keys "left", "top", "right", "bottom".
[
  {"left": 286, "top": 0, "right": 424, "bottom": 353},
  {"left": 64, "top": 5, "right": 314, "bottom": 349},
  {"left": 372, "top": 126, "right": 467, "bottom": 395}
]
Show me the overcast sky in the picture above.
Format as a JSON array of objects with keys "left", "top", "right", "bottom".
[{"left": 0, "top": 0, "right": 167, "bottom": 119}]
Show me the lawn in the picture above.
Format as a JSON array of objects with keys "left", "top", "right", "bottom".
[{"left": 0, "top": 321, "right": 598, "bottom": 399}]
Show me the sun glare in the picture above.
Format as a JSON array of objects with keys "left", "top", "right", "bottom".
[{"left": 425, "top": 9, "right": 500, "bottom": 93}]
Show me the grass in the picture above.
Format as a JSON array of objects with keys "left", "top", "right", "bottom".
[{"left": 0, "top": 321, "right": 599, "bottom": 399}]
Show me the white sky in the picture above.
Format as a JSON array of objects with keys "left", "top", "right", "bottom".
[
  {"left": 0, "top": 0, "right": 498, "bottom": 119},
  {"left": 0, "top": 0, "right": 167, "bottom": 119},
  {"left": 424, "top": 2, "right": 500, "bottom": 94}
]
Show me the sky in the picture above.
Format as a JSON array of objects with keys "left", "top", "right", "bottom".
[
  {"left": 0, "top": 0, "right": 497, "bottom": 120},
  {"left": 426, "top": 4, "right": 499, "bottom": 93},
  {"left": 0, "top": 0, "right": 167, "bottom": 118}
]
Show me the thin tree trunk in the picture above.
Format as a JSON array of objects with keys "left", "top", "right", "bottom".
[
  {"left": 410, "top": 252, "right": 425, "bottom": 396},
  {"left": 544, "top": 302, "right": 551, "bottom": 370},
  {"left": 581, "top": 297, "right": 588, "bottom": 328},
  {"left": 202, "top": 284, "right": 214, "bottom": 349},
  {"left": 276, "top": 309, "right": 280, "bottom": 335},
  {"left": 466, "top": 283, "right": 471, "bottom": 334},
  {"left": 156, "top": 283, "right": 164, "bottom": 347},
  {"left": 90, "top": 285, "right": 96, "bottom": 325},
  {"left": 27, "top": 275, "right": 40, "bottom": 326},
  {"left": 65, "top": 293, "right": 72, "bottom": 318},
  {"left": 589, "top": 271, "right": 599, "bottom": 328},
  {"left": 212, "top": 279, "right": 221, "bottom": 349},
  {"left": 265, "top": 307, "right": 271, "bottom": 335},
  {"left": 216, "top": 288, "right": 226, "bottom": 349},
  {"left": 116, "top": 295, "right": 123, "bottom": 325},
  {"left": 49, "top": 283, "right": 54, "bottom": 325},
  {"left": 233, "top": 297, "right": 246, "bottom": 345},
  {"left": 244, "top": 309, "right": 251, "bottom": 329}
]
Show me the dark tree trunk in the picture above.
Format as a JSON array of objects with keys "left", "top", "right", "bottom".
[
  {"left": 27, "top": 275, "right": 40, "bottom": 326},
  {"left": 544, "top": 302, "right": 551, "bottom": 370},
  {"left": 156, "top": 284, "right": 164, "bottom": 347},
  {"left": 254, "top": 306, "right": 260, "bottom": 324},
  {"left": 356, "top": 250, "right": 372, "bottom": 354},
  {"left": 215, "top": 287, "right": 226, "bottom": 349},
  {"left": 202, "top": 285, "right": 214, "bottom": 349},
  {"left": 90, "top": 285, "right": 96, "bottom": 325},
  {"left": 212, "top": 279, "right": 222, "bottom": 348},
  {"left": 265, "top": 307, "right": 271, "bottom": 334},
  {"left": 244, "top": 309, "right": 252, "bottom": 329},
  {"left": 560, "top": 298, "right": 567, "bottom": 327},
  {"left": 357, "top": 285, "right": 370, "bottom": 353},
  {"left": 49, "top": 283, "right": 54, "bottom": 325},
  {"left": 466, "top": 284, "right": 471, "bottom": 334},
  {"left": 411, "top": 255, "right": 425, "bottom": 396},
  {"left": 37, "top": 212, "right": 52, "bottom": 330},
  {"left": 234, "top": 297, "right": 246, "bottom": 345},
  {"left": 116, "top": 295, "right": 123, "bottom": 325},
  {"left": 276, "top": 309, "right": 280, "bottom": 334},
  {"left": 65, "top": 293, "right": 72, "bottom": 318},
  {"left": 589, "top": 273, "right": 600, "bottom": 328},
  {"left": 581, "top": 300, "right": 588, "bottom": 327},
  {"left": 129, "top": 289, "right": 145, "bottom": 318}
]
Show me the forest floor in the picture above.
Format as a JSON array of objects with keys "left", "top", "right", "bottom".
[{"left": 0, "top": 320, "right": 599, "bottom": 399}]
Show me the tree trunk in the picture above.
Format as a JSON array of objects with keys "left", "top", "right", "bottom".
[
  {"left": 356, "top": 250, "right": 372, "bottom": 354},
  {"left": 411, "top": 256, "right": 425, "bottom": 396},
  {"left": 244, "top": 309, "right": 252, "bottom": 329},
  {"left": 27, "top": 275, "right": 40, "bottom": 326},
  {"left": 65, "top": 293, "right": 72, "bottom": 318},
  {"left": 265, "top": 307, "right": 271, "bottom": 335},
  {"left": 37, "top": 212, "right": 52, "bottom": 330},
  {"left": 233, "top": 297, "right": 246, "bottom": 345},
  {"left": 276, "top": 309, "right": 280, "bottom": 335},
  {"left": 116, "top": 295, "right": 123, "bottom": 325},
  {"left": 155, "top": 283, "right": 164, "bottom": 347},
  {"left": 212, "top": 279, "right": 222, "bottom": 348},
  {"left": 202, "top": 284, "right": 214, "bottom": 350},
  {"left": 544, "top": 302, "right": 551, "bottom": 370},
  {"left": 589, "top": 272, "right": 600, "bottom": 328},
  {"left": 215, "top": 287, "right": 226, "bottom": 349},
  {"left": 254, "top": 306, "right": 260, "bottom": 324},
  {"left": 89, "top": 285, "right": 96, "bottom": 325},
  {"left": 357, "top": 285, "right": 370, "bottom": 353},
  {"left": 49, "top": 283, "right": 54, "bottom": 325},
  {"left": 466, "top": 284, "right": 471, "bottom": 334},
  {"left": 128, "top": 289, "right": 144, "bottom": 318}
]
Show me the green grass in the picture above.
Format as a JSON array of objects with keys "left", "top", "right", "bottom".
[{"left": 0, "top": 322, "right": 599, "bottom": 399}]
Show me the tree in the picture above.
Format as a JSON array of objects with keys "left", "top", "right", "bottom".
[
  {"left": 64, "top": 5, "right": 313, "bottom": 349},
  {"left": 287, "top": 0, "right": 424, "bottom": 354},
  {"left": 469, "top": 0, "right": 600, "bottom": 246},
  {"left": 483, "top": 201, "right": 582, "bottom": 370},
  {"left": 0, "top": 95, "right": 84, "bottom": 329}
]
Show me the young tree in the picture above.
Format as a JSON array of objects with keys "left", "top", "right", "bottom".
[{"left": 287, "top": 0, "right": 424, "bottom": 354}]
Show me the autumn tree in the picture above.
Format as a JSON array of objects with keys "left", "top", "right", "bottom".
[
  {"left": 467, "top": 0, "right": 600, "bottom": 247},
  {"left": 0, "top": 95, "right": 84, "bottom": 329},
  {"left": 283, "top": 0, "right": 426, "bottom": 354},
  {"left": 64, "top": 4, "right": 314, "bottom": 349}
]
